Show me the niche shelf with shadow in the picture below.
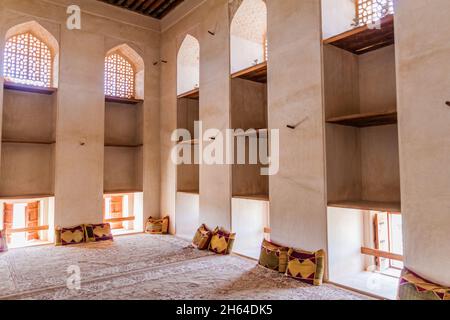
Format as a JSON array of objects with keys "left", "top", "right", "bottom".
[
  {"left": 104, "top": 96, "right": 143, "bottom": 195},
  {"left": 322, "top": 6, "right": 402, "bottom": 300},
  {"left": 0, "top": 82, "right": 57, "bottom": 199}
]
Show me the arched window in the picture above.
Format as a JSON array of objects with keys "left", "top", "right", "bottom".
[
  {"left": 230, "top": 0, "right": 267, "bottom": 73},
  {"left": 104, "top": 53, "right": 136, "bottom": 99},
  {"left": 3, "top": 32, "right": 52, "bottom": 87},
  {"left": 177, "top": 34, "right": 200, "bottom": 96}
]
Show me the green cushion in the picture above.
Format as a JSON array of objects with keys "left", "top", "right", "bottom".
[{"left": 258, "top": 239, "right": 288, "bottom": 273}]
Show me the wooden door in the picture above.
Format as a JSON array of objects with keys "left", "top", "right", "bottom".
[
  {"left": 374, "top": 213, "right": 389, "bottom": 271},
  {"left": 105, "top": 196, "right": 123, "bottom": 229},
  {"left": 25, "top": 202, "right": 40, "bottom": 240},
  {"left": 3, "top": 204, "right": 13, "bottom": 243}
]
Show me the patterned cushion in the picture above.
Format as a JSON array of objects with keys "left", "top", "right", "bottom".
[
  {"left": 398, "top": 268, "right": 450, "bottom": 300},
  {"left": 286, "top": 248, "right": 326, "bottom": 286},
  {"left": 259, "top": 239, "right": 289, "bottom": 273},
  {"left": 54, "top": 227, "right": 62, "bottom": 246},
  {"left": 192, "top": 224, "right": 212, "bottom": 250},
  {"left": 145, "top": 216, "right": 169, "bottom": 235},
  {"left": 209, "top": 227, "right": 236, "bottom": 255},
  {"left": 0, "top": 230, "right": 8, "bottom": 253},
  {"left": 86, "top": 223, "right": 113, "bottom": 242},
  {"left": 59, "top": 225, "right": 86, "bottom": 246}
]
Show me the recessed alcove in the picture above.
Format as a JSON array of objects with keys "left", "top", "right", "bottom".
[
  {"left": 229, "top": 0, "right": 270, "bottom": 259},
  {"left": 322, "top": 0, "right": 401, "bottom": 299},
  {"left": 175, "top": 34, "right": 200, "bottom": 240}
]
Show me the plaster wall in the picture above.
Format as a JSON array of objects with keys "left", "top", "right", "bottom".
[
  {"left": 0, "top": 143, "right": 54, "bottom": 197},
  {"left": 321, "top": 0, "right": 355, "bottom": 39},
  {"left": 175, "top": 192, "right": 199, "bottom": 240},
  {"left": 230, "top": 35, "right": 264, "bottom": 73},
  {"left": 267, "top": 0, "right": 327, "bottom": 251},
  {"left": 395, "top": 0, "right": 450, "bottom": 285},
  {"left": 327, "top": 207, "right": 365, "bottom": 280}
]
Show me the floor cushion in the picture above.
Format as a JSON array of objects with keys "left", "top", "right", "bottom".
[
  {"left": 259, "top": 239, "right": 288, "bottom": 273},
  {"left": 85, "top": 223, "right": 114, "bottom": 242},
  {"left": 209, "top": 227, "right": 236, "bottom": 255},
  {"left": 59, "top": 225, "right": 86, "bottom": 246},
  {"left": 192, "top": 224, "right": 212, "bottom": 250},
  {"left": 398, "top": 268, "right": 450, "bottom": 300},
  {"left": 0, "top": 230, "right": 7, "bottom": 253},
  {"left": 145, "top": 216, "right": 169, "bottom": 234},
  {"left": 285, "top": 248, "right": 326, "bottom": 286}
]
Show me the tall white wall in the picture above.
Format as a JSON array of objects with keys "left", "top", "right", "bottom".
[{"left": 395, "top": 0, "right": 450, "bottom": 286}]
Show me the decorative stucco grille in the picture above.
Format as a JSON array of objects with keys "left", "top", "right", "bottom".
[
  {"left": 356, "top": 0, "right": 394, "bottom": 26},
  {"left": 104, "top": 53, "right": 135, "bottom": 99},
  {"left": 4, "top": 32, "right": 52, "bottom": 87}
]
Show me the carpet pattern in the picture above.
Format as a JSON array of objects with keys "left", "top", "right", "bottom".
[{"left": 0, "top": 234, "right": 369, "bottom": 300}]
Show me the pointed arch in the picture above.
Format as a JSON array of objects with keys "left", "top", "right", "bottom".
[
  {"left": 3, "top": 21, "right": 59, "bottom": 88},
  {"left": 105, "top": 44, "right": 145, "bottom": 100},
  {"left": 177, "top": 34, "right": 200, "bottom": 96},
  {"left": 230, "top": 0, "right": 267, "bottom": 73}
]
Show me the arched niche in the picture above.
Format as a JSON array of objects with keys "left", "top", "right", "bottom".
[
  {"left": 230, "top": 0, "right": 267, "bottom": 74},
  {"left": 177, "top": 34, "right": 200, "bottom": 96},
  {"left": 105, "top": 44, "right": 145, "bottom": 100},
  {"left": 4, "top": 21, "right": 59, "bottom": 88}
]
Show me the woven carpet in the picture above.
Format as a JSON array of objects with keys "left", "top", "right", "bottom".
[{"left": 0, "top": 234, "right": 369, "bottom": 300}]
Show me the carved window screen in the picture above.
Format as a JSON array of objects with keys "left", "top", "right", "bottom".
[
  {"left": 3, "top": 32, "right": 52, "bottom": 87},
  {"left": 104, "top": 53, "right": 135, "bottom": 99},
  {"left": 356, "top": 0, "right": 394, "bottom": 26}
]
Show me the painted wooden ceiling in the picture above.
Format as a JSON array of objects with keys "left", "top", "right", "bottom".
[{"left": 98, "top": 0, "right": 184, "bottom": 20}]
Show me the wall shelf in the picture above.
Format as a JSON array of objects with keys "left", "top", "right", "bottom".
[
  {"left": 104, "top": 143, "right": 143, "bottom": 148},
  {"left": 233, "top": 128, "right": 268, "bottom": 137},
  {"left": 105, "top": 96, "right": 143, "bottom": 105},
  {"left": 177, "top": 190, "right": 200, "bottom": 195},
  {"left": 4, "top": 81, "right": 57, "bottom": 95},
  {"left": 0, "top": 194, "right": 54, "bottom": 200},
  {"left": 326, "top": 110, "right": 397, "bottom": 128},
  {"left": 233, "top": 194, "right": 269, "bottom": 202},
  {"left": 177, "top": 88, "right": 199, "bottom": 99},
  {"left": 231, "top": 61, "right": 267, "bottom": 83},
  {"left": 2, "top": 139, "right": 56, "bottom": 145},
  {"left": 104, "top": 190, "right": 143, "bottom": 195},
  {"left": 177, "top": 139, "right": 199, "bottom": 145},
  {"left": 323, "top": 15, "right": 394, "bottom": 55},
  {"left": 328, "top": 200, "right": 401, "bottom": 212}
]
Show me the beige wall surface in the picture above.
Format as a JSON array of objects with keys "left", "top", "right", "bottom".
[
  {"left": 0, "top": 0, "right": 160, "bottom": 228},
  {"left": 396, "top": 0, "right": 450, "bottom": 286},
  {"left": 267, "top": 0, "right": 327, "bottom": 251}
]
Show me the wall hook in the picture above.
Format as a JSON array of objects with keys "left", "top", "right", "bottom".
[
  {"left": 287, "top": 116, "right": 308, "bottom": 130},
  {"left": 153, "top": 59, "right": 168, "bottom": 66},
  {"left": 445, "top": 101, "right": 450, "bottom": 107},
  {"left": 208, "top": 30, "right": 215, "bottom": 36}
]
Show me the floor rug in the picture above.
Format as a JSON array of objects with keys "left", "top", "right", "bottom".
[{"left": 0, "top": 234, "right": 369, "bottom": 300}]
